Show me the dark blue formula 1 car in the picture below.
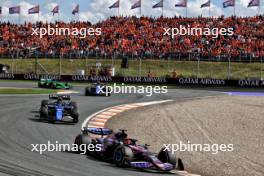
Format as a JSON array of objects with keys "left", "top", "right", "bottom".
[
  {"left": 39, "top": 94, "right": 79, "bottom": 123},
  {"left": 74, "top": 128, "right": 184, "bottom": 172},
  {"left": 85, "top": 83, "right": 111, "bottom": 96}
]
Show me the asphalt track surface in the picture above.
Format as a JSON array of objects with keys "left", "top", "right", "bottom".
[{"left": 0, "top": 81, "right": 223, "bottom": 176}]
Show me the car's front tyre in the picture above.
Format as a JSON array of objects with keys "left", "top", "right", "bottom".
[
  {"left": 113, "top": 146, "right": 134, "bottom": 167},
  {"left": 157, "top": 147, "right": 184, "bottom": 170}
]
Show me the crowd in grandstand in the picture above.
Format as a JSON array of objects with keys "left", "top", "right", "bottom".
[{"left": 0, "top": 15, "right": 264, "bottom": 60}]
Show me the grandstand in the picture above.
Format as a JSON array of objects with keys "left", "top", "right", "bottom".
[
  {"left": 0, "top": 16, "right": 263, "bottom": 61},
  {"left": 0, "top": 16, "right": 263, "bottom": 79}
]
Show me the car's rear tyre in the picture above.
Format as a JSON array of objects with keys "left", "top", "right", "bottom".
[
  {"left": 74, "top": 134, "right": 92, "bottom": 154},
  {"left": 65, "top": 83, "right": 71, "bottom": 89},
  {"left": 41, "top": 100, "right": 49, "bottom": 107},
  {"left": 72, "top": 109, "right": 79, "bottom": 123},
  {"left": 70, "top": 101, "right": 78, "bottom": 108},
  {"left": 51, "top": 83, "right": 56, "bottom": 89},
  {"left": 158, "top": 147, "right": 184, "bottom": 170},
  {"left": 114, "top": 146, "right": 134, "bottom": 167},
  {"left": 40, "top": 106, "right": 48, "bottom": 120},
  {"left": 73, "top": 118, "right": 79, "bottom": 123},
  {"left": 85, "top": 88, "right": 91, "bottom": 96}
]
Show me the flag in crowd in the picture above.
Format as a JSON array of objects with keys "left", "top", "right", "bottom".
[
  {"left": 175, "top": 0, "right": 187, "bottom": 7},
  {"left": 109, "top": 0, "right": 120, "bottom": 9},
  {"left": 72, "top": 4, "right": 79, "bottom": 15},
  {"left": 28, "top": 5, "right": 39, "bottom": 14},
  {"left": 248, "top": 0, "right": 260, "bottom": 7},
  {"left": 0, "top": 0, "right": 262, "bottom": 18},
  {"left": 153, "top": 0, "right": 163, "bottom": 8},
  {"left": 9, "top": 6, "right": 20, "bottom": 14},
  {"left": 52, "top": 5, "right": 59, "bottom": 15},
  {"left": 131, "top": 0, "right": 141, "bottom": 10},
  {"left": 223, "top": 0, "right": 235, "bottom": 8},
  {"left": 201, "top": 0, "right": 210, "bottom": 8}
]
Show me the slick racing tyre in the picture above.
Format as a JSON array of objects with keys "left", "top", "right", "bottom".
[
  {"left": 40, "top": 106, "right": 48, "bottom": 120},
  {"left": 51, "top": 83, "right": 56, "bottom": 89},
  {"left": 157, "top": 147, "right": 184, "bottom": 170},
  {"left": 85, "top": 88, "right": 91, "bottom": 96},
  {"left": 113, "top": 146, "right": 134, "bottom": 167},
  {"left": 74, "top": 134, "right": 92, "bottom": 154},
  {"left": 65, "top": 83, "right": 71, "bottom": 89},
  {"left": 70, "top": 101, "right": 78, "bottom": 108},
  {"left": 72, "top": 109, "right": 79, "bottom": 123},
  {"left": 41, "top": 100, "right": 49, "bottom": 107}
]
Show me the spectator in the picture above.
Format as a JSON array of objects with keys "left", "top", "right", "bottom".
[{"left": 0, "top": 16, "right": 263, "bottom": 60}]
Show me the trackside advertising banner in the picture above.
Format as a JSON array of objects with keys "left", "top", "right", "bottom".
[{"left": 0, "top": 73, "right": 264, "bottom": 88}]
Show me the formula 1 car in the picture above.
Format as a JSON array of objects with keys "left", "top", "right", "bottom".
[
  {"left": 74, "top": 128, "right": 184, "bottom": 172},
  {"left": 38, "top": 78, "right": 72, "bottom": 89},
  {"left": 39, "top": 94, "right": 79, "bottom": 123},
  {"left": 85, "top": 83, "right": 111, "bottom": 96}
]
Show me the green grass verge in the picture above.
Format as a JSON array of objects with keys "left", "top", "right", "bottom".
[
  {"left": 0, "top": 88, "right": 58, "bottom": 94},
  {"left": 0, "top": 58, "right": 263, "bottom": 79}
]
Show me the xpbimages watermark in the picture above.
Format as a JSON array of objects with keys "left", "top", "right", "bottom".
[
  {"left": 31, "top": 25, "right": 102, "bottom": 38},
  {"left": 163, "top": 25, "right": 234, "bottom": 39},
  {"left": 98, "top": 83, "right": 167, "bottom": 96},
  {"left": 31, "top": 141, "right": 102, "bottom": 155},
  {"left": 163, "top": 141, "right": 234, "bottom": 155}
]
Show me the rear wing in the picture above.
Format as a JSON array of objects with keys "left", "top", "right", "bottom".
[
  {"left": 83, "top": 127, "right": 113, "bottom": 136},
  {"left": 49, "top": 94, "right": 71, "bottom": 100}
]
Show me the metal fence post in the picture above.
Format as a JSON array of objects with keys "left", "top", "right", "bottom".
[
  {"left": 59, "top": 55, "right": 62, "bottom": 76},
  {"left": 139, "top": 57, "right": 142, "bottom": 77},
  {"left": 228, "top": 56, "right": 231, "bottom": 80},
  {"left": 167, "top": 56, "right": 170, "bottom": 73},
  {"left": 12, "top": 57, "right": 14, "bottom": 74},
  {"left": 197, "top": 57, "right": 200, "bottom": 78},
  {"left": 112, "top": 52, "right": 115, "bottom": 67},
  {"left": 261, "top": 57, "right": 263, "bottom": 80},
  {"left": 35, "top": 56, "right": 38, "bottom": 74}
]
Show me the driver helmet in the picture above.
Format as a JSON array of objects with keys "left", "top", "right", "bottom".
[
  {"left": 115, "top": 132, "right": 127, "bottom": 140},
  {"left": 57, "top": 97, "right": 63, "bottom": 104},
  {"left": 123, "top": 138, "right": 132, "bottom": 145}
]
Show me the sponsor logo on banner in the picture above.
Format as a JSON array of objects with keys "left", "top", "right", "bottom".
[
  {"left": 72, "top": 75, "right": 112, "bottom": 82},
  {"left": 178, "top": 78, "right": 225, "bottom": 85},
  {"left": 0, "top": 73, "right": 264, "bottom": 88},
  {"left": 23, "top": 74, "right": 60, "bottom": 80},
  {"left": 238, "top": 79, "right": 264, "bottom": 87},
  {"left": 123, "top": 77, "right": 167, "bottom": 83},
  {"left": 0, "top": 73, "right": 15, "bottom": 79}
]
